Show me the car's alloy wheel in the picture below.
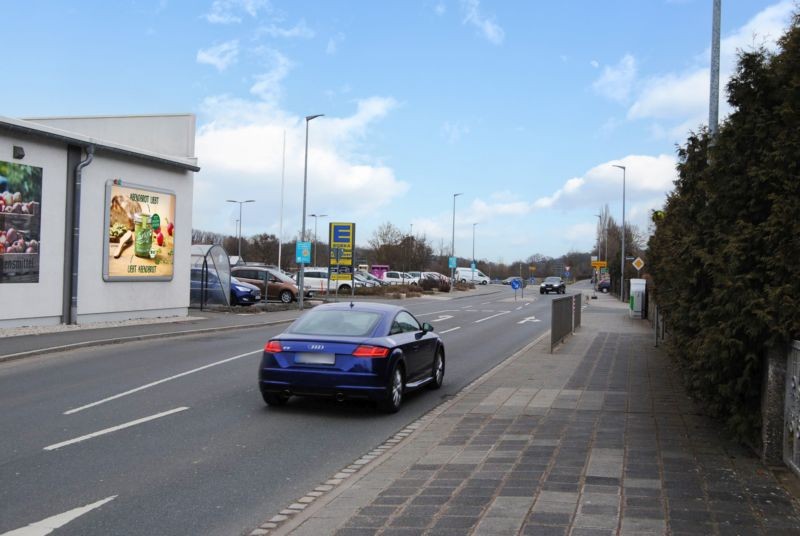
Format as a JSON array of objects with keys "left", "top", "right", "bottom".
[
  {"left": 430, "top": 350, "right": 445, "bottom": 390},
  {"left": 380, "top": 365, "right": 404, "bottom": 413},
  {"left": 339, "top": 285, "right": 351, "bottom": 292},
  {"left": 262, "top": 391, "right": 290, "bottom": 406},
  {"left": 280, "top": 290, "right": 293, "bottom": 303}
]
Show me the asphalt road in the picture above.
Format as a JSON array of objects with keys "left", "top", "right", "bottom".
[{"left": 0, "top": 285, "right": 577, "bottom": 536}]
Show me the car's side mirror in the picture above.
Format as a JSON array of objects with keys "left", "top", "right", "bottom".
[{"left": 421, "top": 322, "right": 433, "bottom": 333}]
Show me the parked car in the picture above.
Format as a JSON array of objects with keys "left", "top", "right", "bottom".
[
  {"left": 231, "top": 265, "right": 311, "bottom": 303},
  {"left": 298, "top": 268, "right": 364, "bottom": 293},
  {"left": 502, "top": 276, "right": 528, "bottom": 287},
  {"left": 597, "top": 279, "right": 611, "bottom": 293},
  {"left": 190, "top": 268, "right": 261, "bottom": 306},
  {"left": 421, "top": 271, "right": 451, "bottom": 284},
  {"left": 356, "top": 270, "right": 388, "bottom": 286},
  {"left": 540, "top": 276, "right": 566, "bottom": 294},
  {"left": 454, "top": 267, "right": 490, "bottom": 285},
  {"left": 230, "top": 277, "right": 262, "bottom": 305},
  {"left": 381, "top": 271, "right": 419, "bottom": 285},
  {"left": 259, "top": 302, "right": 445, "bottom": 412},
  {"left": 354, "top": 273, "right": 379, "bottom": 287}
]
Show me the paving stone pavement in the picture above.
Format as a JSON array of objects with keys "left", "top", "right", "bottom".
[{"left": 273, "top": 293, "right": 800, "bottom": 536}]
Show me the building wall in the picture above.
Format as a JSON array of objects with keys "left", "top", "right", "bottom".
[
  {"left": 76, "top": 153, "right": 193, "bottom": 321},
  {"left": 0, "top": 114, "right": 197, "bottom": 327},
  {"left": 26, "top": 115, "right": 196, "bottom": 159},
  {"left": 0, "top": 133, "right": 68, "bottom": 327}
]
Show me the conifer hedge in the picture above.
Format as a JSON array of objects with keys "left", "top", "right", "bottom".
[{"left": 648, "top": 14, "right": 800, "bottom": 440}]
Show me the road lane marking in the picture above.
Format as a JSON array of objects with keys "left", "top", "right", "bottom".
[
  {"left": 1, "top": 495, "right": 117, "bottom": 536},
  {"left": 516, "top": 306, "right": 522, "bottom": 310},
  {"left": 518, "top": 316, "right": 541, "bottom": 324},
  {"left": 431, "top": 315, "right": 453, "bottom": 323},
  {"left": 481, "top": 301, "right": 493, "bottom": 305},
  {"left": 439, "top": 327, "right": 461, "bottom": 334},
  {"left": 64, "top": 350, "right": 261, "bottom": 415},
  {"left": 474, "top": 311, "right": 510, "bottom": 323},
  {"left": 45, "top": 407, "right": 189, "bottom": 451},
  {"left": 415, "top": 309, "right": 459, "bottom": 317}
]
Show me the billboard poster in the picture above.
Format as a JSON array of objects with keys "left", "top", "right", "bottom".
[
  {"left": 329, "top": 222, "right": 355, "bottom": 281},
  {"left": 103, "top": 179, "right": 176, "bottom": 281},
  {"left": 0, "top": 160, "right": 42, "bottom": 283}
]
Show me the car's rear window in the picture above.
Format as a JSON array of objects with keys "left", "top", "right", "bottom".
[
  {"left": 288, "top": 310, "right": 382, "bottom": 337},
  {"left": 545, "top": 277, "right": 561, "bottom": 283}
]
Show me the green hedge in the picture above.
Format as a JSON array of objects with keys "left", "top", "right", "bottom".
[{"left": 648, "top": 14, "right": 800, "bottom": 440}]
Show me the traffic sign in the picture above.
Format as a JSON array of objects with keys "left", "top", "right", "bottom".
[
  {"left": 510, "top": 279, "right": 521, "bottom": 290},
  {"left": 632, "top": 257, "right": 645, "bottom": 271},
  {"left": 448, "top": 256, "right": 457, "bottom": 269},
  {"left": 591, "top": 261, "right": 607, "bottom": 268}
]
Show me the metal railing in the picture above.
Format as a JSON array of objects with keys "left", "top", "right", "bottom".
[{"left": 551, "top": 294, "right": 581, "bottom": 352}]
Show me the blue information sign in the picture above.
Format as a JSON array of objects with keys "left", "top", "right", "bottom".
[
  {"left": 510, "top": 279, "right": 521, "bottom": 290},
  {"left": 296, "top": 241, "right": 311, "bottom": 264},
  {"left": 448, "top": 256, "right": 457, "bottom": 269}
]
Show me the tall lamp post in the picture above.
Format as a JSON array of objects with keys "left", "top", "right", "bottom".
[
  {"left": 472, "top": 222, "right": 478, "bottom": 282},
  {"left": 309, "top": 213, "right": 328, "bottom": 267},
  {"left": 226, "top": 199, "right": 255, "bottom": 261},
  {"left": 298, "top": 114, "right": 324, "bottom": 310},
  {"left": 451, "top": 193, "right": 462, "bottom": 287},
  {"left": 594, "top": 213, "right": 601, "bottom": 289},
  {"left": 612, "top": 164, "right": 626, "bottom": 301}
]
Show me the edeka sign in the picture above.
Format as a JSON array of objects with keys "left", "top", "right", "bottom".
[
  {"left": 329, "top": 222, "right": 355, "bottom": 281},
  {"left": 103, "top": 179, "right": 176, "bottom": 281}
]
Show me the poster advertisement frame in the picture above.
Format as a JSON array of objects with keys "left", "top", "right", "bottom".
[{"left": 102, "top": 179, "right": 176, "bottom": 282}]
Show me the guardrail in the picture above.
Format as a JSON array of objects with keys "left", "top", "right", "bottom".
[{"left": 551, "top": 294, "right": 582, "bottom": 352}]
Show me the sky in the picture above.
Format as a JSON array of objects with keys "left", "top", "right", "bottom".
[{"left": 2, "top": 0, "right": 795, "bottom": 262}]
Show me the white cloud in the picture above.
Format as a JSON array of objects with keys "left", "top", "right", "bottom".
[
  {"left": 435, "top": 3, "right": 446, "bottom": 16},
  {"left": 461, "top": 0, "right": 504, "bottom": 45},
  {"left": 441, "top": 121, "right": 470, "bottom": 144},
  {"left": 257, "top": 20, "right": 314, "bottom": 38},
  {"left": 592, "top": 54, "right": 636, "bottom": 103},
  {"left": 565, "top": 222, "right": 597, "bottom": 242},
  {"left": 204, "top": 0, "right": 270, "bottom": 24},
  {"left": 196, "top": 40, "right": 240, "bottom": 71},
  {"left": 590, "top": 60, "right": 599, "bottom": 69},
  {"left": 249, "top": 49, "right": 292, "bottom": 104},
  {"left": 623, "top": 2, "right": 793, "bottom": 137},
  {"left": 326, "top": 33, "right": 345, "bottom": 55},
  {"left": 533, "top": 154, "right": 677, "bottom": 216},
  {"left": 194, "top": 65, "right": 407, "bottom": 239}
]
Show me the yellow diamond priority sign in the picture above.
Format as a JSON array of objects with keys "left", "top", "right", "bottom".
[{"left": 632, "top": 257, "right": 644, "bottom": 271}]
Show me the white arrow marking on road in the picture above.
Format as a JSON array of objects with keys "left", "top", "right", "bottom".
[
  {"left": 432, "top": 315, "right": 453, "bottom": 323},
  {"left": 45, "top": 407, "right": 189, "bottom": 451},
  {"left": 439, "top": 327, "right": 461, "bottom": 334},
  {"left": 0, "top": 495, "right": 117, "bottom": 536},
  {"left": 64, "top": 350, "right": 261, "bottom": 415},
  {"left": 474, "top": 311, "right": 510, "bottom": 323},
  {"left": 518, "top": 316, "right": 541, "bottom": 324}
]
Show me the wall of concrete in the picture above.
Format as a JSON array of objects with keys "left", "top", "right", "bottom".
[{"left": 0, "top": 133, "right": 68, "bottom": 327}]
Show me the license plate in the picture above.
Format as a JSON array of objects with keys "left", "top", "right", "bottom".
[{"left": 295, "top": 353, "right": 335, "bottom": 365}]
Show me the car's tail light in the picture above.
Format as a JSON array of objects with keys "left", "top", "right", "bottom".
[
  {"left": 264, "top": 341, "right": 283, "bottom": 353},
  {"left": 352, "top": 345, "right": 390, "bottom": 358}
]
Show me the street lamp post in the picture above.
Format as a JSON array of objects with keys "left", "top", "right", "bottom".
[
  {"left": 595, "top": 213, "right": 601, "bottom": 289},
  {"left": 451, "top": 193, "right": 462, "bottom": 286},
  {"left": 226, "top": 199, "right": 255, "bottom": 261},
  {"left": 309, "top": 213, "right": 328, "bottom": 267},
  {"left": 612, "top": 164, "right": 626, "bottom": 301},
  {"left": 472, "top": 222, "right": 478, "bottom": 282},
  {"left": 298, "top": 114, "right": 324, "bottom": 310}
]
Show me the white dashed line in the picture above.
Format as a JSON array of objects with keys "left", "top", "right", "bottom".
[
  {"left": 1, "top": 496, "right": 117, "bottom": 536},
  {"left": 64, "top": 350, "right": 261, "bottom": 415},
  {"left": 474, "top": 311, "right": 511, "bottom": 323},
  {"left": 439, "top": 327, "right": 461, "bottom": 334},
  {"left": 45, "top": 407, "right": 189, "bottom": 451}
]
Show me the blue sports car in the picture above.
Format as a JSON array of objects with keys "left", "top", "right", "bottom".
[{"left": 259, "top": 302, "right": 445, "bottom": 413}]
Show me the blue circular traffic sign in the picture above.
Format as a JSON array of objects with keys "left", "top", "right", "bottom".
[{"left": 510, "top": 279, "right": 521, "bottom": 290}]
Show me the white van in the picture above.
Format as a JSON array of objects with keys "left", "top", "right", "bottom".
[{"left": 455, "top": 267, "right": 490, "bottom": 285}]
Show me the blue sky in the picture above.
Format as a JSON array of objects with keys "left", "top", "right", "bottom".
[{"left": 2, "top": 0, "right": 795, "bottom": 261}]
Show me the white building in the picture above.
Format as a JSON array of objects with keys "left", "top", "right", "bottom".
[{"left": 0, "top": 114, "right": 199, "bottom": 327}]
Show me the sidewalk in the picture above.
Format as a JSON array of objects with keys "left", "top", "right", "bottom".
[{"left": 262, "top": 292, "right": 800, "bottom": 536}]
